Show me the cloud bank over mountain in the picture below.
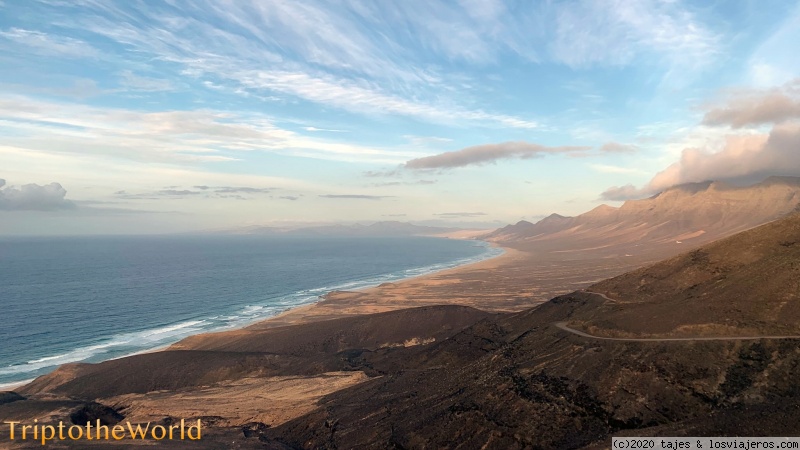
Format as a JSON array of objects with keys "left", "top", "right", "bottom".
[{"left": 602, "top": 79, "right": 800, "bottom": 201}]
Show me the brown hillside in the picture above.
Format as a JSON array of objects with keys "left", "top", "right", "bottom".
[{"left": 585, "top": 212, "right": 800, "bottom": 337}]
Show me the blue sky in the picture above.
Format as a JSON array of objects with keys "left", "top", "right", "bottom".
[{"left": 1, "top": 0, "right": 800, "bottom": 234}]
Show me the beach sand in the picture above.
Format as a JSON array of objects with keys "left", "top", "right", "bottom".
[
  {"left": 100, "top": 371, "right": 370, "bottom": 428},
  {"left": 174, "top": 238, "right": 661, "bottom": 348}
]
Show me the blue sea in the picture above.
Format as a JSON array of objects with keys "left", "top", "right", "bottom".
[{"left": 0, "top": 235, "right": 500, "bottom": 388}]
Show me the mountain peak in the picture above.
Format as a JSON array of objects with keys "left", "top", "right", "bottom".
[
  {"left": 487, "top": 175, "right": 800, "bottom": 249},
  {"left": 583, "top": 204, "right": 617, "bottom": 217}
]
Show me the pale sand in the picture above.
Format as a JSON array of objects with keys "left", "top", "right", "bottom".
[{"left": 101, "top": 372, "right": 370, "bottom": 428}]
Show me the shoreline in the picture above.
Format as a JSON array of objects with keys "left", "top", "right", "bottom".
[
  {"left": 171, "top": 239, "right": 520, "bottom": 349},
  {"left": 241, "top": 241, "right": 517, "bottom": 329},
  {"left": 2, "top": 236, "right": 508, "bottom": 391},
  {"left": 171, "top": 241, "right": 534, "bottom": 353}
]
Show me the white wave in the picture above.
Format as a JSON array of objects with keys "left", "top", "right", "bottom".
[
  {"left": 0, "top": 319, "right": 208, "bottom": 377},
  {"left": 240, "top": 305, "right": 265, "bottom": 315}
]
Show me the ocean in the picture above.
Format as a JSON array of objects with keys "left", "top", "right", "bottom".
[{"left": 0, "top": 234, "right": 500, "bottom": 388}]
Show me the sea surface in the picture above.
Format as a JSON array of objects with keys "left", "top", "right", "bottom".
[{"left": 0, "top": 234, "right": 500, "bottom": 387}]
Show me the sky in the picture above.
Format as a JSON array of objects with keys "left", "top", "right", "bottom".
[{"left": 1, "top": 0, "right": 800, "bottom": 235}]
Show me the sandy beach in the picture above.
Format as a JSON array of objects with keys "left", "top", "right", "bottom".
[{"left": 173, "top": 234, "right": 664, "bottom": 350}]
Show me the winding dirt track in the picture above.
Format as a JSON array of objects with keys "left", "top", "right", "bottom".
[{"left": 553, "top": 291, "right": 800, "bottom": 342}]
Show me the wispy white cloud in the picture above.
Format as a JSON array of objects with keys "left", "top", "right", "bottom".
[
  {"left": 118, "top": 70, "right": 174, "bottom": 92},
  {"left": 363, "top": 169, "right": 402, "bottom": 178},
  {"left": 44, "top": 1, "right": 540, "bottom": 129},
  {"left": 0, "top": 78, "right": 101, "bottom": 99},
  {"left": 0, "top": 143, "right": 323, "bottom": 198},
  {"left": 0, "top": 27, "right": 99, "bottom": 58},
  {"left": 232, "top": 70, "right": 539, "bottom": 128},
  {"left": 0, "top": 96, "right": 416, "bottom": 164},
  {"left": 369, "top": 1, "right": 539, "bottom": 64},
  {"left": 589, "top": 164, "right": 646, "bottom": 175},
  {"left": 20, "top": 0, "right": 722, "bottom": 131},
  {"left": 369, "top": 179, "right": 437, "bottom": 187},
  {"left": 404, "top": 135, "right": 454, "bottom": 147},
  {"left": 550, "top": 0, "right": 720, "bottom": 69},
  {"left": 304, "top": 126, "right": 346, "bottom": 133},
  {"left": 115, "top": 185, "right": 274, "bottom": 201},
  {"left": 190, "top": 0, "right": 421, "bottom": 81}
]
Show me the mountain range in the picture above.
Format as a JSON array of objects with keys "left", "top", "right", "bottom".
[{"left": 485, "top": 176, "right": 800, "bottom": 256}]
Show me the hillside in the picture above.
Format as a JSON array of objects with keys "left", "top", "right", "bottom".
[
  {"left": 486, "top": 176, "right": 800, "bottom": 256},
  {"left": 584, "top": 211, "right": 800, "bottom": 337}
]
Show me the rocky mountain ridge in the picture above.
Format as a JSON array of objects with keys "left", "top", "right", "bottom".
[{"left": 486, "top": 176, "right": 800, "bottom": 254}]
